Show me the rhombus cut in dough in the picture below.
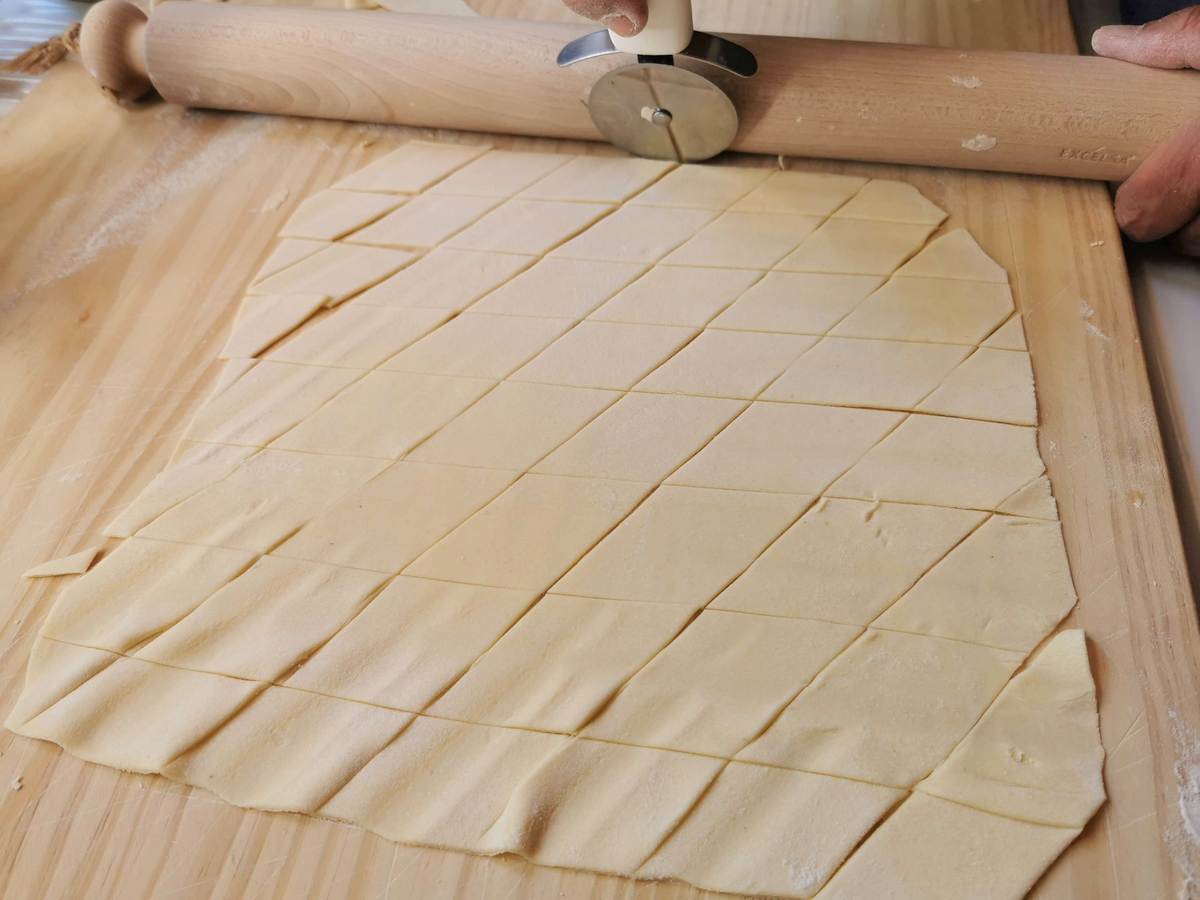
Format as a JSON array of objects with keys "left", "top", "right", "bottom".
[
  {"left": 554, "top": 484, "right": 810, "bottom": 608},
  {"left": 472, "top": 257, "right": 646, "bottom": 319},
  {"left": 273, "top": 461, "right": 514, "bottom": 573},
  {"left": 480, "top": 738, "right": 724, "bottom": 875},
  {"left": 11, "top": 146, "right": 1102, "bottom": 899},
  {"left": 739, "top": 628, "right": 1023, "bottom": 787},
  {"left": 135, "top": 556, "right": 386, "bottom": 682},
  {"left": 534, "top": 392, "right": 745, "bottom": 483},
  {"left": 323, "top": 717, "right": 569, "bottom": 851},
  {"left": 429, "top": 593, "right": 692, "bottom": 731},
  {"left": 164, "top": 686, "right": 412, "bottom": 814},
  {"left": 354, "top": 247, "right": 534, "bottom": 310},
  {"left": 22, "top": 546, "right": 102, "bottom": 579},
  {"left": 641, "top": 762, "right": 903, "bottom": 898},
  {"left": 590, "top": 265, "right": 760, "bottom": 328},
  {"left": 584, "top": 610, "right": 858, "bottom": 756},
  {"left": 712, "top": 498, "right": 985, "bottom": 624},
  {"left": 285, "top": 576, "right": 536, "bottom": 710},
  {"left": 40, "top": 538, "right": 254, "bottom": 653}
]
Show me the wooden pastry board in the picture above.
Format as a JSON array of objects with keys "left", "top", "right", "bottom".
[{"left": 0, "top": 1, "right": 1196, "bottom": 897}]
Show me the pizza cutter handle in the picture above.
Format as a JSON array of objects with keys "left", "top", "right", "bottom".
[{"left": 609, "top": 0, "right": 693, "bottom": 56}]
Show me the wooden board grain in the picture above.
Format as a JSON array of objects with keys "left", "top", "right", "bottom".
[{"left": 0, "top": 1, "right": 1196, "bottom": 898}]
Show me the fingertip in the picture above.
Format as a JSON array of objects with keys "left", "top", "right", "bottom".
[
  {"left": 1113, "top": 184, "right": 1151, "bottom": 241},
  {"left": 601, "top": 12, "right": 639, "bottom": 37},
  {"left": 1091, "top": 24, "right": 1135, "bottom": 57}
]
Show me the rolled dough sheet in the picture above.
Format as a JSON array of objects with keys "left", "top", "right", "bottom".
[{"left": 10, "top": 142, "right": 1103, "bottom": 900}]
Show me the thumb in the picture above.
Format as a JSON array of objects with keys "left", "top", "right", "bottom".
[
  {"left": 561, "top": 0, "right": 648, "bottom": 37},
  {"left": 1092, "top": 6, "right": 1200, "bottom": 69}
]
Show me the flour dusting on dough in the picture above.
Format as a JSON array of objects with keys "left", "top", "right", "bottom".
[
  {"left": 961, "top": 134, "right": 998, "bottom": 152},
  {"left": 1168, "top": 708, "right": 1200, "bottom": 896},
  {"left": 949, "top": 74, "right": 983, "bottom": 89}
]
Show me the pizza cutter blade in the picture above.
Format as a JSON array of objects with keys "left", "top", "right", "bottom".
[{"left": 586, "top": 62, "right": 739, "bottom": 163}]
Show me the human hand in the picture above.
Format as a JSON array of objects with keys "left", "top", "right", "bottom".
[
  {"left": 562, "top": 0, "right": 647, "bottom": 38},
  {"left": 1093, "top": 7, "right": 1200, "bottom": 256}
]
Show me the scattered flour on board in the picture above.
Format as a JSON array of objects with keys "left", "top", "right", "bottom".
[
  {"left": 1080, "top": 301, "right": 1113, "bottom": 342},
  {"left": 11, "top": 114, "right": 277, "bottom": 302},
  {"left": 949, "top": 74, "right": 983, "bottom": 89},
  {"left": 961, "top": 133, "right": 998, "bottom": 152},
  {"left": 1168, "top": 708, "right": 1200, "bottom": 897}
]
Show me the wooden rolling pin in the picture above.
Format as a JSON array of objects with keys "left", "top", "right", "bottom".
[{"left": 81, "top": 0, "right": 1200, "bottom": 180}]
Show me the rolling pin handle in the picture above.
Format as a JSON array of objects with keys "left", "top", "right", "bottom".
[{"left": 79, "top": 0, "right": 154, "bottom": 103}]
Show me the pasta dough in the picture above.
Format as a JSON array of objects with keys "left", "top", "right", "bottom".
[{"left": 10, "top": 142, "right": 1103, "bottom": 900}]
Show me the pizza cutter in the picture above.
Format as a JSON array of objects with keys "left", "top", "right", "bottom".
[{"left": 554, "top": 0, "right": 756, "bottom": 162}]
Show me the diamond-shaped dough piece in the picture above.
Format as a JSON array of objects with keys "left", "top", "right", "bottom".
[
  {"left": 831, "top": 275, "right": 1013, "bottom": 345},
  {"left": 641, "top": 762, "right": 902, "bottom": 898},
  {"left": 280, "top": 189, "right": 405, "bottom": 241},
  {"left": 472, "top": 257, "right": 646, "bottom": 319},
  {"left": 917, "top": 630, "right": 1104, "bottom": 827},
  {"left": 778, "top": 219, "right": 935, "bottom": 276},
  {"left": 521, "top": 155, "right": 675, "bottom": 203},
  {"left": 23, "top": 546, "right": 102, "bottom": 579},
  {"left": 713, "top": 498, "right": 985, "bottom": 624},
  {"left": 5, "top": 638, "right": 118, "bottom": 731},
  {"left": 249, "top": 243, "right": 416, "bottom": 305},
  {"left": 739, "top": 629, "right": 1023, "bottom": 786},
  {"left": 664, "top": 211, "right": 823, "bottom": 269},
  {"left": 272, "top": 371, "right": 493, "bottom": 459},
  {"left": 18, "top": 657, "right": 263, "bottom": 773},
  {"left": 103, "top": 442, "right": 257, "bottom": 538},
  {"left": 219, "top": 293, "right": 328, "bottom": 359},
  {"left": 710, "top": 272, "right": 884, "bottom": 335},
  {"left": 430, "top": 593, "right": 691, "bottom": 730},
  {"left": 732, "top": 170, "right": 867, "bottom": 216},
  {"left": 998, "top": 474, "right": 1058, "bottom": 520},
  {"left": 480, "top": 738, "right": 723, "bottom": 875},
  {"left": 552, "top": 205, "right": 718, "bottom": 263},
  {"left": 586, "top": 611, "right": 858, "bottom": 756},
  {"left": 818, "top": 793, "right": 1080, "bottom": 900},
  {"left": 448, "top": 199, "right": 611, "bottom": 255},
  {"left": 274, "top": 461, "right": 514, "bottom": 573},
  {"left": 267, "top": 305, "right": 449, "bottom": 368},
  {"left": 670, "top": 401, "right": 903, "bottom": 494},
  {"left": 136, "top": 556, "right": 386, "bottom": 681},
  {"left": 407, "top": 474, "right": 651, "bottom": 591},
  {"left": 249, "top": 238, "right": 329, "bottom": 285},
  {"left": 41, "top": 538, "right": 254, "bottom": 652},
  {"left": 897, "top": 229, "right": 1009, "bottom": 283},
  {"left": 332, "top": 140, "right": 487, "bottom": 193},
  {"left": 631, "top": 163, "right": 770, "bottom": 209},
  {"left": 534, "top": 392, "right": 745, "bottom": 483},
  {"left": 762, "top": 337, "right": 970, "bottom": 409},
  {"left": 164, "top": 686, "right": 412, "bottom": 813},
  {"left": 431, "top": 149, "right": 571, "bottom": 196},
  {"left": 512, "top": 320, "right": 696, "bottom": 390},
  {"left": 556, "top": 485, "right": 810, "bottom": 607},
  {"left": 382, "top": 313, "right": 571, "bottom": 378},
  {"left": 322, "top": 717, "right": 567, "bottom": 851},
  {"left": 185, "top": 361, "right": 362, "bottom": 446},
  {"left": 346, "top": 193, "right": 500, "bottom": 248},
  {"left": 140, "top": 450, "right": 387, "bottom": 553},
  {"left": 918, "top": 347, "right": 1037, "bottom": 425},
  {"left": 833, "top": 179, "right": 948, "bottom": 226},
  {"left": 877, "top": 516, "right": 1076, "bottom": 652},
  {"left": 985, "top": 313, "right": 1028, "bottom": 349},
  {"left": 408, "top": 381, "right": 618, "bottom": 471},
  {"left": 589, "top": 266, "right": 760, "bottom": 328},
  {"left": 354, "top": 247, "right": 534, "bottom": 310},
  {"left": 831, "top": 414, "right": 1044, "bottom": 510},
  {"left": 638, "top": 330, "right": 818, "bottom": 400},
  {"left": 286, "top": 576, "right": 536, "bottom": 709}
]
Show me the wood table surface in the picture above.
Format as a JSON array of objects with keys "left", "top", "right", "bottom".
[{"left": 1, "top": 1, "right": 1197, "bottom": 897}]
